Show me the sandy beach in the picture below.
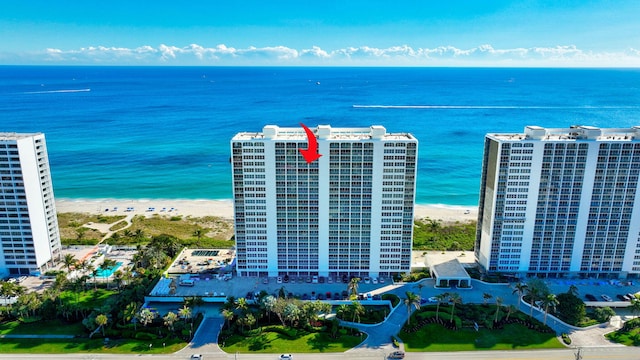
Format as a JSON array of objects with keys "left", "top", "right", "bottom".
[{"left": 55, "top": 198, "right": 477, "bottom": 223}]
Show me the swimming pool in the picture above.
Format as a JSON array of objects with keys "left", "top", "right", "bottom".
[{"left": 96, "top": 262, "right": 123, "bottom": 277}]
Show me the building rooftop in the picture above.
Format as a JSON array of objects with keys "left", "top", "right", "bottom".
[
  {"left": 232, "top": 125, "right": 416, "bottom": 141},
  {"left": 0, "top": 133, "right": 42, "bottom": 141},
  {"left": 488, "top": 125, "right": 640, "bottom": 142}
]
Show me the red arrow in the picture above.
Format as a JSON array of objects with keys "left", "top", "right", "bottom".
[{"left": 299, "top": 123, "right": 322, "bottom": 164}]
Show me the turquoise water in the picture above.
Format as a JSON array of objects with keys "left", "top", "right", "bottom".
[
  {"left": 3, "top": 66, "right": 640, "bottom": 206},
  {"left": 96, "top": 262, "right": 122, "bottom": 277}
]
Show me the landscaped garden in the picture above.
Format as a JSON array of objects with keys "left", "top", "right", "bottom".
[
  {"left": 399, "top": 293, "right": 563, "bottom": 351},
  {"left": 218, "top": 294, "right": 363, "bottom": 353},
  {"left": 606, "top": 317, "right": 640, "bottom": 346},
  {"left": 0, "top": 234, "right": 204, "bottom": 354}
]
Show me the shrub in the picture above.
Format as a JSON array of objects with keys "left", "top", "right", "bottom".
[
  {"left": 382, "top": 293, "right": 400, "bottom": 307},
  {"left": 392, "top": 336, "right": 400, "bottom": 347},
  {"left": 134, "top": 332, "right": 157, "bottom": 340}
]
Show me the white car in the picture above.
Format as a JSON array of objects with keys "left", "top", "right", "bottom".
[
  {"left": 372, "top": 277, "right": 378, "bottom": 284},
  {"left": 279, "top": 355, "right": 293, "bottom": 360},
  {"left": 601, "top": 294, "right": 613, "bottom": 302},
  {"left": 191, "top": 354, "right": 203, "bottom": 360},
  {"left": 277, "top": 276, "right": 283, "bottom": 284}
]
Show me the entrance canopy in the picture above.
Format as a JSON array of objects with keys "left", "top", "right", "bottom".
[{"left": 426, "top": 253, "right": 472, "bottom": 288}]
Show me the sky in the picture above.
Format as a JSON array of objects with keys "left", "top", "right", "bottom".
[{"left": 1, "top": 0, "right": 639, "bottom": 66}]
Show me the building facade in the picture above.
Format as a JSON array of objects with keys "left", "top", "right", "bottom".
[
  {"left": 231, "top": 125, "right": 417, "bottom": 278},
  {"left": 476, "top": 126, "right": 640, "bottom": 279},
  {"left": 0, "top": 133, "right": 61, "bottom": 277}
]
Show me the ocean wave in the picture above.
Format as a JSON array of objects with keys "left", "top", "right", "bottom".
[
  {"left": 352, "top": 104, "right": 640, "bottom": 109},
  {"left": 23, "top": 89, "right": 91, "bottom": 94}
]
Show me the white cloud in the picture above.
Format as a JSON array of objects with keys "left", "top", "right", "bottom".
[{"left": 20, "top": 44, "right": 640, "bottom": 66}]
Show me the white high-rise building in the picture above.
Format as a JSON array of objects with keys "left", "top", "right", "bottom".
[
  {"left": 476, "top": 125, "right": 640, "bottom": 279},
  {"left": 0, "top": 133, "right": 61, "bottom": 277},
  {"left": 231, "top": 125, "right": 417, "bottom": 278}
]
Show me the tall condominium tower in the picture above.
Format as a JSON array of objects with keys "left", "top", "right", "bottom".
[
  {"left": 476, "top": 125, "right": 640, "bottom": 279},
  {"left": 0, "top": 133, "right": 61, "bottom": 277},
  {"left": 231, "top": 125, "right": 417, "bottom": 278}
]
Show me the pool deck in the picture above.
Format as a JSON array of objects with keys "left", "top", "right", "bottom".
[{"left": 168, "top": 248, "right": 235, "bottom": 275}]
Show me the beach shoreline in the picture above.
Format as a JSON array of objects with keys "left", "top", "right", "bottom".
[{"left": 55, "top": 198, "right": 478, "bottom": 223}]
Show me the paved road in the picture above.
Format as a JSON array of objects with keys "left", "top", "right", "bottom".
[{"left": 0, "top": 347, "right": 638, "bottom": 360}]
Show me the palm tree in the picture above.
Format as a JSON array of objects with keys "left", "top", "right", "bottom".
[
  {"left": 185, "top": 296, "right": 205, "bottom": 315},
  {"left": 283, "top": 302, "right": 301, "bottom": 327},
  {"left": 261, "top": 295, "right": 276, "bottom": 323},
  {"left": 506, "top": 304, "right": 517, "bottom": 321},
  {"left": 85, "top": 264, "right": 96, "bottom": 289},
  {"left": 137, "top": 308, "right": 156, "bottom": 327},
  {"left": 525, "top": 286, "right": 541, "bottom": 318},
  {"left": 123, "top": 302, "right": 138, "bottom": 327},
  {"left": 222, "top": 309, "right": 234, "bottom": 328},
  {"left": 193, "top": 228, "right": 205, "bottom": 241},
  {"left": 163, "top": 311, "right": 178, "bottom": 332},
  {"left": 94, "top": 314, "right": 108, "bottom": 337},
  {"left": 448, "top": 292, "right": 462, "bottom": 324},
  {"left": 483, "top": 292, "right": 493, "bottom": 305},
  {"left": 336, "top": 304, "right": 349, "bottom": 320},
  {"left": 62, "top": 254, "right": 77, "bottom": 273},
  {"left": 101, "top": 258, "right": 118, "bottom": 288},
  {"left": 76, "top": 259, "right": 89, "bottom": 274},
  {"left": 512, "top": 282, "right": 528, "bottom": 310},
  {"left": 494, "top": 296, "right": 503, "bottom": 322},
  {"left": 630, "top": 296, "right": 640, "bottom": 318},
  {"left": 347, "top": 277, "right": 360, "bottom": 299},
  {"left": 134, "top": 229, "right": 146, "bottom": 242},
  {"left": 243, "top": 312, "right": 256, "bottom": 331},
  {"left": 415, "top": 281, "right": 426, "bottom": 297},
  {"left": 541, "top": 293, "right": 559, "bottom": 325},
  {"left": 235, "top": 297, "right": 249, "bottom": 315},
  {"left": 113, "top": 270, "right": 124, "bottom": 291},
  {"left": 350, "top": 301, "right": 365, "bottom": 323},
  {"left": 178, "top": 305, "right": 192, "bottom": 323},
  {"left": 568, "top": 284, "right": 579, "bottom": 297},
  {"left": 404, "top": 291, "right": 421, "bottom": 325},
  {"left": 434, "top": 292, "right": 449, "bottom": 321}
]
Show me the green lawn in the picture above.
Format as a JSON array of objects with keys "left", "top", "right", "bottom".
[
  {"left": 59, "top": 289, "right": 116, "bottom": 308},
  {"left": 400, "top": 323, "right": 564, "bottom": 351},
  {"left": 222, "top": 328, "right": 362, "bottom": 353},
  {"left": 0, "top": 337, "right": 186, "bottom": 354},
  {"left": 606, "top": 320, "right": 640, "bottom": 346},
  {"left": 0, "top": 319, "right": 84, "bottom": 335}
]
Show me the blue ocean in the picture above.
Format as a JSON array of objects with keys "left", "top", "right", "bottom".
[{"left": 2, "top": 66, "right": 640, "bottom": 206}]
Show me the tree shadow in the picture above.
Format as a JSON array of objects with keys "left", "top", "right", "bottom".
[
  {"left": 306, "top": 333, "right": 331, "bottom": 351},
  {"left": 247, "top": 333, "right": 272, "bottom": 351}
]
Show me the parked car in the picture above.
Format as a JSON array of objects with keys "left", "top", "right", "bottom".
[
  {"left": 191, "top": 354, "right": 203, "bottom": 360},
  {"left": 601, "top": 294, "right": 613, "bottom": 302},
  {"left": 628, "top": 293, "right": 638, "bottom": 300},
  {"left": 277, "top": 276, "right": 283, "bottom": 284},
  {"left": 617, "top": 294, "right": 629, "bottom": 301},
  {"left": 585, "top": 294, "right": 597, "bottom": 301},
  {"left": 280, "top": 354, "right": 293, "bottom": 360},
  {"left": 388, "top": 351, "right": 405, "bottom": 359},
  {"left": 364, "top": 277, "right": 371, "bottom": 284},
  {"left": 312, "top": 275, "right": 318, "bottom": 283},
  {"left": 372, "top": 277, "right": 378, "bottom": 284}
]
